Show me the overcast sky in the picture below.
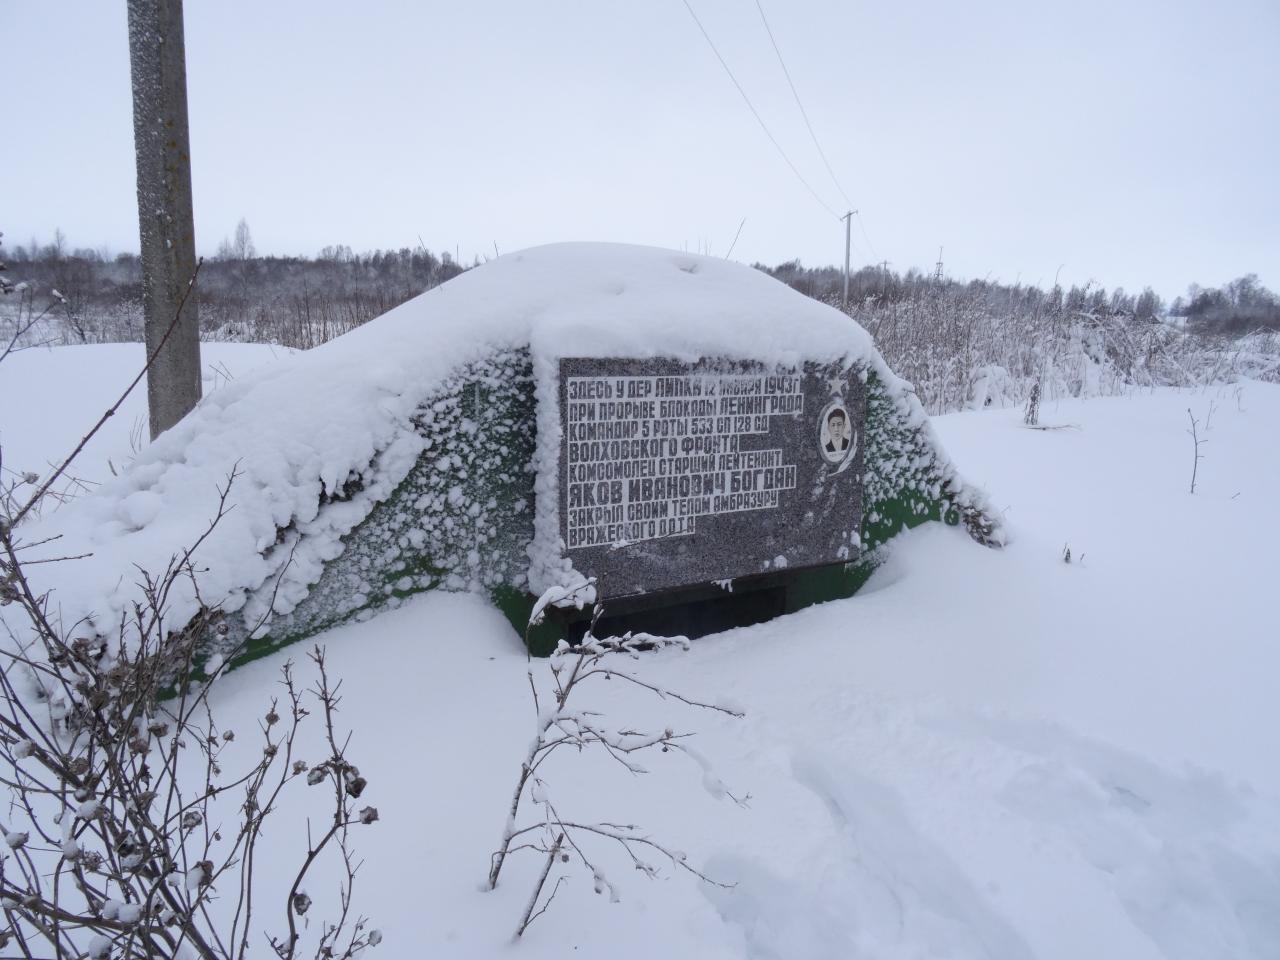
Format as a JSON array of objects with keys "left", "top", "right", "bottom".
[{"left": 6, "top": 0, "right": 1278, "bottom": 299}]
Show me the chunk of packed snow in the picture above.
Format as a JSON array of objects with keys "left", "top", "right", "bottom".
[
  {"left": 4, "top": 831, "right": 29, "bottom": 850},
  {"left": 185, "top": 863, "right": 207, "bottom": 891}
]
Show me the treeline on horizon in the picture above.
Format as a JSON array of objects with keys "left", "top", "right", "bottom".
[
  {"left": 1, "top": 225, "right": 467, "bottom": 349},
  {"left": 751, "top": 259, "right": 1278, "bottom": 413},
  {"left": 5, "top": 225, "right": 1277, "bottom": 343},
  {"left": 4, "top": 224, "right": 1278, "bottom": 415},
  {"left": 754, "top": 259, "right": 1280, "bottom": 336}
]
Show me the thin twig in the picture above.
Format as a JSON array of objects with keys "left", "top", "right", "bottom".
[{"left": 11, "top": 260, "right": 202, "bottom": 527}]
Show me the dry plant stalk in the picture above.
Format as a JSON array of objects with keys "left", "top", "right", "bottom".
[
  {"left": 0, "top": 263, "right": 380, "bottom": 959},
  {"left": 1186, "top": 407, "right": 1206, "bottom": 494},
  {"left": 489, "top": 586, "right": 745, "bottom": 939}
]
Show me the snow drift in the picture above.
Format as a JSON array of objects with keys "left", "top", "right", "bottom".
[{"left": 11, "top": 243, "right": 998, "bottom": 656}]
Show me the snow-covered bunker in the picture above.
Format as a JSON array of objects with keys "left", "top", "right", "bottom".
[{"left": 30, "top": 244, "right": 1001, "bottom": 663}]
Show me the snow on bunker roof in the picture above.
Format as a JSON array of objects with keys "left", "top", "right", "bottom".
[{"left": 13, "top": 243, "right": 928, "bottom": 650}]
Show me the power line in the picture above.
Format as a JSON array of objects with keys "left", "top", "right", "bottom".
[
  {"left": 753, "top": 0, "right": 854, "bottom": 212},
  {"left": 751, "top": 0, "right": 883, "bottom": 272},
  {"left": 856, "top": 210, "right": 878, "bottom": 261},
  {"left": 679, "top": 0, "right": 840, "bottom": 220}
]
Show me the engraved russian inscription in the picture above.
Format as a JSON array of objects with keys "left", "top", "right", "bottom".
[
  {"left": 558, "top": 357, "right": 865, "bottom": 600},
  {"left": 564, "top": 373, "right": 802, "bottom": 549}
]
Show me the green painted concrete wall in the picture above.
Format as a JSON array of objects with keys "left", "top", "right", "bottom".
[{"left": 218, "top": 357, "right": 995, "bottom": 669}]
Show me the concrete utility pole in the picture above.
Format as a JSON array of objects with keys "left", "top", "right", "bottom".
[
  {"left": 127, "top": 0, "right": 202, "bottom": 439},
  {"left": 878, "top": 259, "right": 892, "bottom": 292},
  {"left": 841, "top": 210, "right": 855, "bottom": 309}
]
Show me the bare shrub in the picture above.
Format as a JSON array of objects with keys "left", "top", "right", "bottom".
[
  {"left": 1024, "top": 380, "right": 1041, "bottom": 426},
  {"left": 488, "top": 590, "right": 745, "bottom": 939},
  {"left": 0, "top": 269, "right": 380, "bottom": 959}
]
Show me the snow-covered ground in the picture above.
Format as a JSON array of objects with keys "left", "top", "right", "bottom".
[
  {"left": 0, "top": 342, "right": 295, "bottom": 490},
  {"left": 6, "top": 344, "right": 1278, "bottom": 957},
  {"left": 214, "top": 380, "right": 1280, "bottom": 959}
]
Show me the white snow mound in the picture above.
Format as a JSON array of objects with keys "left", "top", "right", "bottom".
[{"left": 11, "top": 243, "right": 936, "bottom": 647}]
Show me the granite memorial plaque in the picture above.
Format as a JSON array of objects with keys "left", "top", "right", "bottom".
[{"left": 559, "top": 357, "right": 864, "bottom": 600}]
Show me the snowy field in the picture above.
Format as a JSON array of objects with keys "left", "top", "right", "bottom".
[
  {"left": 5, "top": 345, "right": 1279, "bottom": 958},
  {"left": 0, "top": 342, "right": 296, "bottom": 489}
]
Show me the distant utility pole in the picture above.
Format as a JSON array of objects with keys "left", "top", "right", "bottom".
[
  {"left": 841, "top": 210, "right": 856, "bottom": 309},
  {"left": 127, "top": 0, "right": 202, "bottom": 439},
  {"left": 933, "top": 246, "right": 944, "bottom": 282},
  {"left": 878, "top": 260, "right": 892, "bottom": 295}
]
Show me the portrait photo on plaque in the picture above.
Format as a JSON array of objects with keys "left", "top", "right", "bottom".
[{"left": 818, "top": 398, "right": 856, "bottom": 468}]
